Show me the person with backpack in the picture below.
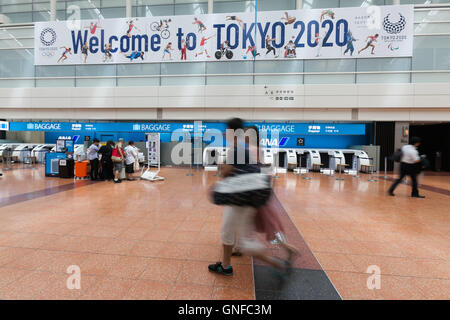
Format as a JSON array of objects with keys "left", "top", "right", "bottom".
[{"left": 388, "top": 137, "right": 425, "bottom": 198}]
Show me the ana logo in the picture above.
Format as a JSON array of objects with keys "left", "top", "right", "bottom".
[
  {"left": 260, "top": 137, "right": 289, "bottom": 147},
  {"left": 40, "top": 28, "right": 57, "bottom": 46},
  {"left": 383, "top": 13, "right": 406, "bottom": 34}
]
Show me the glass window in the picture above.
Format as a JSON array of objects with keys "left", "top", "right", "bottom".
[
  {"left": 258, "top": 0, "right": 296, "bottom": 11},
  {"left": 101, "top": 7, "right": 127, "bottom": 19},
  {"left": 357, "top": 73, "right": 410, "bottom": 83},
  {"left": 414, "top": 9, "right": 450, "bottom": 23},
  {"left": 36, "top": 65, "right": 76, "bottom": 77},
  {"left": 0, "top": 49, "right": 34, "bottom": 78},
  {"left": 0, "top": 38, "right": 34, "bottom": 49},
  {"left": 0, "top": 28, "right": 34, "bottom": 39},
  {"left": 135, "top": 5, "right": 175, "bottom": 17},
  {"left": 213, "top": 1, "right": 255, "bottom": 14},
  {"left": 76, "top": 64, "right": 116, "bottom": 76},
  {"left": 413, "top": 36, "right": 450, "bottom": 70},
  {"left": 161, "top": 62, "right": 205, "bottom": 74},
  {"left": 356, "top": 57, "right": 410, "bottom": 71},
  {"left": 412, "top": 72, "right": 450, "bottom": 83},
  {"left": 339, "top": 0, "right": 385, "bottom": 7},
  {"left": 117, "top": 63, "right": 160, "bottom": 76},
  {"left": 255, "top": 60, "right": 303, "bottom": 73},
  {"left": 385, "top": 0, "right": 450, "bottom": 5},
  {"left": 0, "top": 12, "right": 33, "bottom": 23},
  {"left": 0, "top": 79, "right": 34, "bottom": 88},
  {"left": 175, "top": 3, "right": 208, "bottom": 15},
  {"left": 302, "top": 0, "right": 339, "bottom": 9},
  {"left": 207, "top": 61, "right": 253, "bottom": 74},
  {"left": 305, "top": 59, "right": 356, "bottom": 72}
]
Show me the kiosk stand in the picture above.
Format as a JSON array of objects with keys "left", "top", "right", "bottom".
[
  {"left": 141, "top": 133, "right": 164, "bottom": 182},
  {"left": 335, "top": 157, "right": 344, "bottom": 181},
  {"left": 3, "top": 147, "right": 12, "bottom": 171},
  {"left": 368, "top": 157, "right": 377, "bottom": 182}
]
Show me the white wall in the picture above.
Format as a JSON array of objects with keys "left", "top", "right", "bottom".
[{"left": 1, "top": 83, "right": 450, "bottom": 121}]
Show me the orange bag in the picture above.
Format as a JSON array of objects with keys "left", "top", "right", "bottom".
[{"left": 75, "top": 160, "right": 89, "bottom": 178}]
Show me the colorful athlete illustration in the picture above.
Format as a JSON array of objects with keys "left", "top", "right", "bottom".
[
  {"left": 193, "top": 17, "right": 207, "bottom": 33},
  {"left": 315, "top": 33, "right": 323, "bottom": 57},
  {"left": 57, "top": 46, "right": 72, "bottom": 63},
  {"left": 226, "top": 15, "right": 244, "bottom": 28},
  {"left": 125, "top": 20, "right": 141, "bottom": 38},
  {"left": 245, "top": 45, "right": 260, "bottom": 59},
  {"left": 284, "top": 41, "right": 296, "bottom": 58},
  {"left": 81, "top": 42, "right": 89, "bottom": 63},
  {"left": 343, "top": 31, "right": 357, "bottom": 56},
  {"left": 180, "top": 39, "right": 187, "bottom": 61},
  {"left": 265, "top": 36, "right": 278, "bottom": 57},
  {"left": 85, "top": 21, "right": 102, "bottom": 35},
  {"left": 358, "top": 34, "right": 379, "bottom": 55},
  {"left": 162, "top": 42, "right": 174, "bottom": 60},
  {"left": 150, "top": 19, "right": 171, "bottom": 39},
  {"left": 124, "top": 51, "right": 145, "bottom": 62},
  {"left": 320, "top": 9, "right": 335, "bottom": 22},
  {"left": 281, "top": 12, "right": 296, "bottom": 25},
  {"left": 103, "top": 43, "right": 113, "bottom": 62},
  {"left": 195, "top": 34, "right": 215, "bottom": 58},
  {"left": 215, "top": 40, "right": 233, "bottom": 60}
]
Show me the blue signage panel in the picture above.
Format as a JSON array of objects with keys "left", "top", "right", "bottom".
[{"left": 10, "top": 121, "right": 365, "bottom": 135}]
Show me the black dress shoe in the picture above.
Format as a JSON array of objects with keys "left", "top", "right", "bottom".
[
  {"left": 411, "top": 195, "right": 425, "bottom": 198},
  {"left": 388, "top": 191, "right": 395, "bottom": 196}
]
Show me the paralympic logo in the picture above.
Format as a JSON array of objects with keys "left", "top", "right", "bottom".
[
  {"left": 383, "top": 13, "right": 406, "bottom": 34},
  {"left": 40, "top": 27, "right": 57, "bottom": 46}
]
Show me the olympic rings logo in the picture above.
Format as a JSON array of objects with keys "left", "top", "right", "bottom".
[
  {"left": 41, "top": 52, "right": 55, "bottom": 57},
  {"left": 40, "top": 28, "right": 57, "bottom": 46}
]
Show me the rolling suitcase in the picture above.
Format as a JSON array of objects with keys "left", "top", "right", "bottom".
[
  {"left": 75, "top": 160, "right": 89, "bottom": 179},
  {"left": 59, "top": 158, "right": 74, "bottom": 179}
]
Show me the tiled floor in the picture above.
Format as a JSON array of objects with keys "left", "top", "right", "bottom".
[
  {"left": 275, "top": 172, "right": 450, "bottom": 300},
  {"left": 0, "top": 165, "right": 448, "bottom": 300}
]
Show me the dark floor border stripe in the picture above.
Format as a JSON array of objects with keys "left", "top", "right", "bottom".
[
  {"left": 380, "top": 176, "right": 450, "bottom": 196},
  {"left": 252, "top": 194, "right": 341, "bottom": 300},
  {"left": 0, "top": 180, "right": 97, "bottom": 209}
]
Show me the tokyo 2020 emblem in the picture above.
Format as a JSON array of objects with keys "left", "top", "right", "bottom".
[{"left": 40, "top": 28, "right": 57, "bottom": 46}]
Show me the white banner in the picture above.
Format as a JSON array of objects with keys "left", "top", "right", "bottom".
[{"left": 34, "top": 5, "right": 413, "bottom": 65}]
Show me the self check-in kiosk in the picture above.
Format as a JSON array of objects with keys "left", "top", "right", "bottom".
[
  {"left": 203, "top": 147, "right": 228, "bottom": 170},
  {"left": 32, "top": 144, "right": 55, "bottom": 163},
  {"left": 329, "top": 150, "right": 347, "bottom": 171},
  {"left": 306, "top": 150, "right": 322, "bottom": 171},
  {"left": 12, "top": 144, "right": 38, "bottom": 163},
  {"left": 262, "top": 148, "right": 274, "bottom": 165},
  {"left": 352, "top": 150, "right": 372, "bottom": 172}
]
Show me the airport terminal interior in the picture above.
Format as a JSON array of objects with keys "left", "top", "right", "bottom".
[{"left": 0, "top": 0, "right": 449, "bottom": 301}]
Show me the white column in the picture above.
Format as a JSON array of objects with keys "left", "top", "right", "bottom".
[
  {"left": 126, "top": 0, "right": 132, "bottom": 18},
  {"left": 50, "top": 0, "right": 56, "bottom": 21},
  {"left": 208, "top": 0, "right": 213, "bottom": 14},
  {"left": 296, "top": 0, "right": 303, "bottom": 9}
]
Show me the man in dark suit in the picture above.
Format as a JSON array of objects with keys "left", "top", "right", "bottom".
[{"left": 98, "top": 140, "right": 114, "bottom": 181}]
